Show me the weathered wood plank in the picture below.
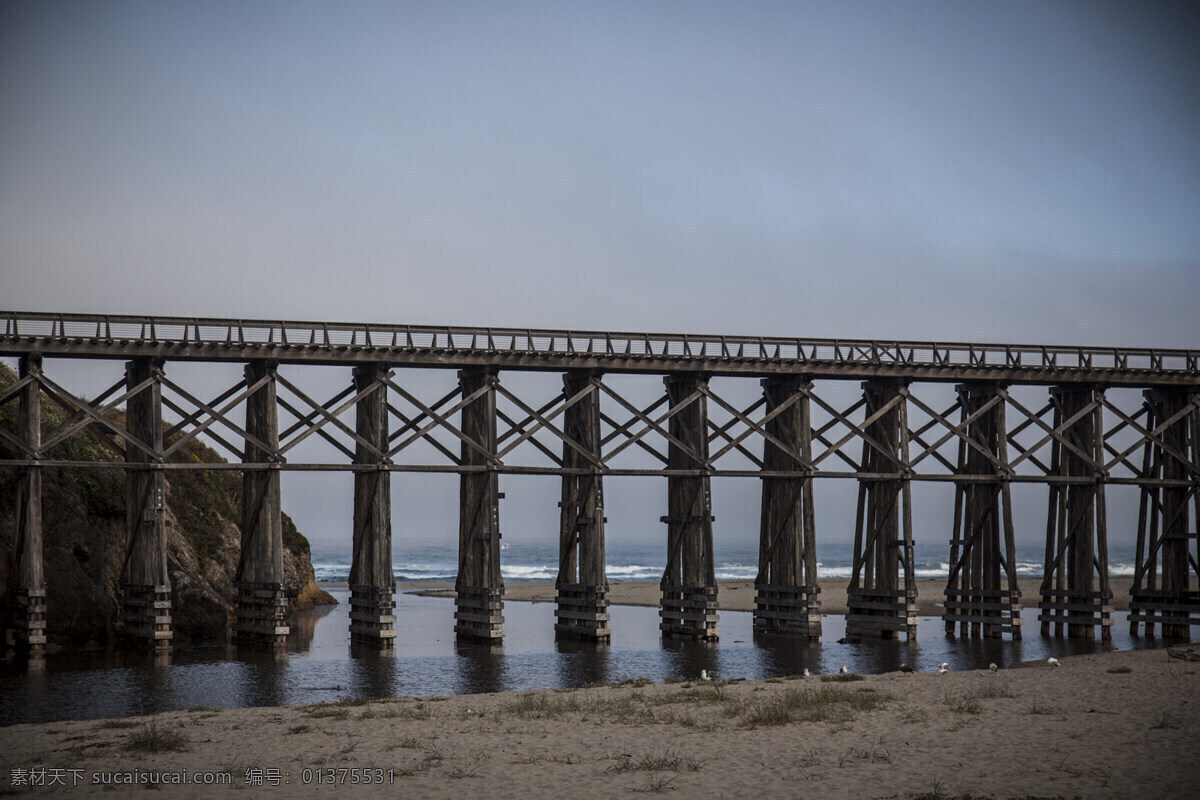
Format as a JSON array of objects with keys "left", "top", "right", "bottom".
[
  {"left": 660, "top": 374, "right": 718, "bottom": 641},
  {"left": 455, "top": 367, "right": 505, "bottom": 643},
  {"left": 234, "top": 361, "right": 289, "bottom": 648},
  {"left": 120, "top": 358, "right": 172, "bottom": 651}
]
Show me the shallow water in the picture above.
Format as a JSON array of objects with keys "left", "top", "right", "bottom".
[{"left": 0, "top": 588, "right": 1155, "bottom": 726}]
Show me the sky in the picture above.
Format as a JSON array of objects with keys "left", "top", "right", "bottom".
[{"left": 2, "top": 1, "right": 1198, "bottom": 554}]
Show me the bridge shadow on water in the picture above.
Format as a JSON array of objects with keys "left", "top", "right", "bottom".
[{"left": 0, "top": 587, "right": 1158, "bottom": 726}]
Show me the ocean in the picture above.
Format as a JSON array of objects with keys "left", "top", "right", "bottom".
[{"left": 309, "top": 540, "right": 1141, "bottom": 584}]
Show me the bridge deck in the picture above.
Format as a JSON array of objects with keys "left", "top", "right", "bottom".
[{"left": 3, "top": 311, "right": 1197, "bottom": 386}]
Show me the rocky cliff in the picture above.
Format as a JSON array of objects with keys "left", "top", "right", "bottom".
[{"left": 0, "top": 363, "right": 335, "bottom": 649}]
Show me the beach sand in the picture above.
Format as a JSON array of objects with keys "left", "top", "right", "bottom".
[
  {"left": 405, "top": 577, "right": 1137, "bottom": 615},
  {"left": 3, "top": 646, "right": 1197, "bottom": 798}
]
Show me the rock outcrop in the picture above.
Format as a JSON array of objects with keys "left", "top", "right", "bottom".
[{"left": 0, "top": 364, "right": 335, "bottom": 649}]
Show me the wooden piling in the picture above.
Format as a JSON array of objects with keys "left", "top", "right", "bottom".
[
  {"left": 1129, "top": 388, "right": 1200, "bottom": 640},
  {"left": 120, "top": 358, "right": 172, "bottom": 650},
  {"left": 455, "top": 367, "right": 504, "bottom": 641},
  {"left": 8, "top": 354, "right": 46, "bottom": 654},
  {"left": 556, "top": 370, "right": 610, "bottom": 641},
  {"left": 1038, "top": 386, "right": 1112, "bottom": 639},
  {"left": 660, "top": 374, "right": 718, "bottom": 640},
  {"left": 943, "top": 383, "right": 1021, "bottom": 639},
  {"left": 846, "top": 379, "right": 917, "bottom": 639},
  {"left": 234, "top": 362, "right": 289, "bottom": 647},
  {"left": 754, "top": 376, "right": 821, "bottom": 638},
  {"left": 350, "top": 364, "right": 396, "bottom": 647}
]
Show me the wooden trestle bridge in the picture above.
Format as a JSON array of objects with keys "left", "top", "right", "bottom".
[{"left": 2, "top": 311, "right": 1198, "bottom": 653}]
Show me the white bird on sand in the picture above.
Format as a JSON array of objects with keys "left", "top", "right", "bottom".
[
  {"left": 802, "top": 668, "right": 811, "bottom": 678},
  {"left": 700, "top": 669, "right": 712, "bottom": 681},
  {"left": 839, "top": 664, "right": 849, "bottom": 674},
  {"left": 937, "top": 662, "right": 949, "bottom": 674},
  {"left": 989, "top": 662, "right": 998, "bottom": 673},
  {"left": 1047, "top": 657, "right": 1060, "bottom": 667}
]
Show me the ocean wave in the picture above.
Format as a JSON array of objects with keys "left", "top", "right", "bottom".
[
  {"left": 501, "top": 565, "right": 558, "bottom": 581},
  {"left": 606, "top": 565, "right": 665, "bottom": 580},
  {"left": 713, "top": 566, "right": 758, "bottom": 580},
  {"left": 311, "top": 546, "right": 1142, "bottom": 584}
]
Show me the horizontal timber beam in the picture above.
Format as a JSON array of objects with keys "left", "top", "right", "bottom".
[
  {"left": 0, "top": 460, "right": 1194, "bottom": 484},
  {"left": 3, "top": 310, "right": 1196, "bottom": 386}
]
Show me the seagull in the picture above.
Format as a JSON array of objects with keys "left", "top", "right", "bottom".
[
  {"left": 899, "top": 663, "right": 913, "bottom": 673},
  {"left": 937, "top": 662, "right": 949, "bottom": 674},
  {"left": 802, "top": 668, "right": 811, "bottom": 678},
  {"left": 1047, "top": 657, "right": 1060, "bottom": 668},
  {"left": 989, "top": 662, "right": 998, "bottom": 673},
  {"left": 700, "top": 669, "right": 712, "bottom": 682},
  {"left": 839, "top": 664, "right": 849, "bottom": 674}
]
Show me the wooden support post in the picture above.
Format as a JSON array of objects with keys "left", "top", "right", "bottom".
[
  {"left": 234, "top": 362, "right": 289, "bottom": 647},
  {"left": 7, "top": 354, "right": 46, "bottom": 654},
  {"left": 556, "top": 370, "right": 610, "bottom": 641},
  {"left": 120, "top": 359, "right": 172, "bottom": 650},
  {"left": 1129, "top": 388, "right": 1200, "bottom": 640},
  {"left": 1038, "top": 386, "right": 1112, "bottom": 639},
  {"left": 754, "top": 376, "right": 821, "bottom": 639},
  {"left": 660, "top": 374, "right": 718, "bottom": 640},
  {"left": 943, "top": 383, "right": 1021, "bottom": 639},
  {"left": 455, "top": 367, "right": 504, "bottom": 641},
  {"left": 846, "top": 379, "right": 917, "bottom": 639},
  {"left": 350, "top": 364, "right": 396, "bottom": 647}
]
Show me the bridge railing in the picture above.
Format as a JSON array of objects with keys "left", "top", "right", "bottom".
[{"left": 2, "top": 310, "right": 1197, "bottom": 374}]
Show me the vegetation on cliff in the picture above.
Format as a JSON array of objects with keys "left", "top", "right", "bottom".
[{"left": 0, "top": 362, "right": 334, "bottom": 648}]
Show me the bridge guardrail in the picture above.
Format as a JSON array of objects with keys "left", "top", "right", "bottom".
[{"left": 2, "top": 310, "right": 1197, "bottom": 376}]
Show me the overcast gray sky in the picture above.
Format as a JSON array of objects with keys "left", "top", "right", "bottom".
[{"left": 2, "top": 1, "right": 1197, "bottom": 553}]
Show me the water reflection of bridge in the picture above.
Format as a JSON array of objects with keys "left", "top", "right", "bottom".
[{"left": 3, "top": 311, "right": 1197, "bottom": 654}]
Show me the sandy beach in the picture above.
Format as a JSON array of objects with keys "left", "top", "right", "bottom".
[
  {"left": 3, "top": 646, "right": 1196, "bottom": 798},
  {"left": 403, "top": 577, "right": 1137, "bottom": 616}
]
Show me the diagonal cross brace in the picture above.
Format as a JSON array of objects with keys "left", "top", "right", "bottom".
[
  {"left": 497, "top": 406, "right": 564, "bottom": 466},
  {"left": 0, "top": 371, "right": 40, "bottom": 458},
  {"left": 37, "top": 373, "right": 134, "bottom": 452},
  {"left": 906, "top": 398, "right": 964, "bottom": 474},
  {"left": 273, "top": 371, "right": 390, "bottom": 461},
  {"left": 598, "top": 381, "right": 707, "bottom": 467},
  {"left": 707, "top": 416, "right": 765, "bottom": 469},
  {"left": 384, "top": 376, "right": 498, "bottom": 465},
  {"left": 702, "top": 385, "right": 812, "bottom": 469},
  {"left": 810, "top": 397, "right": 867, "bottom": 471},
  {"left": 905, "top": 389, "right": 1009, "bottom": 475},
  {"left": 808, "top": 390, "right": 907, "bottom": 472},
  {"left": 37, "top": 371, "right": 161, "bottom": 461},
  {"left": 387, "top": 385, "right": 459, "bottom": 442},
  {"left": 493, "top": 381, "right": 604, "bottom": 469},
  {"left": 496, "top": 394, "right": 560, "bottom": 447},
  {"left": 600, "top": 410, "right": 669, "bottom": 465},
  {"left": 386, "top": 400, "right": 461, "bottom": 466},
  {"left": 158, "top": 373, "right": 277, "bottom": 461},
  {"left": 599, "top": 393, "right": 670, "bottom": 464},
  {"left": 1004, "top": 390, "right": 1103, "bottom": 474},
  {"left": 1101, "top": 394, "right": 1199, "bottom": 478}
]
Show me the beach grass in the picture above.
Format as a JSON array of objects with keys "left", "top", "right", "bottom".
[{"left": 124, "top": 720, "right": 188, "bottom": 754}]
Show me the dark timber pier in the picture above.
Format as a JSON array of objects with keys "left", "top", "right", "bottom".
[{"left": 2, "top": 311, "right": 1198, "bottom": 654}]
